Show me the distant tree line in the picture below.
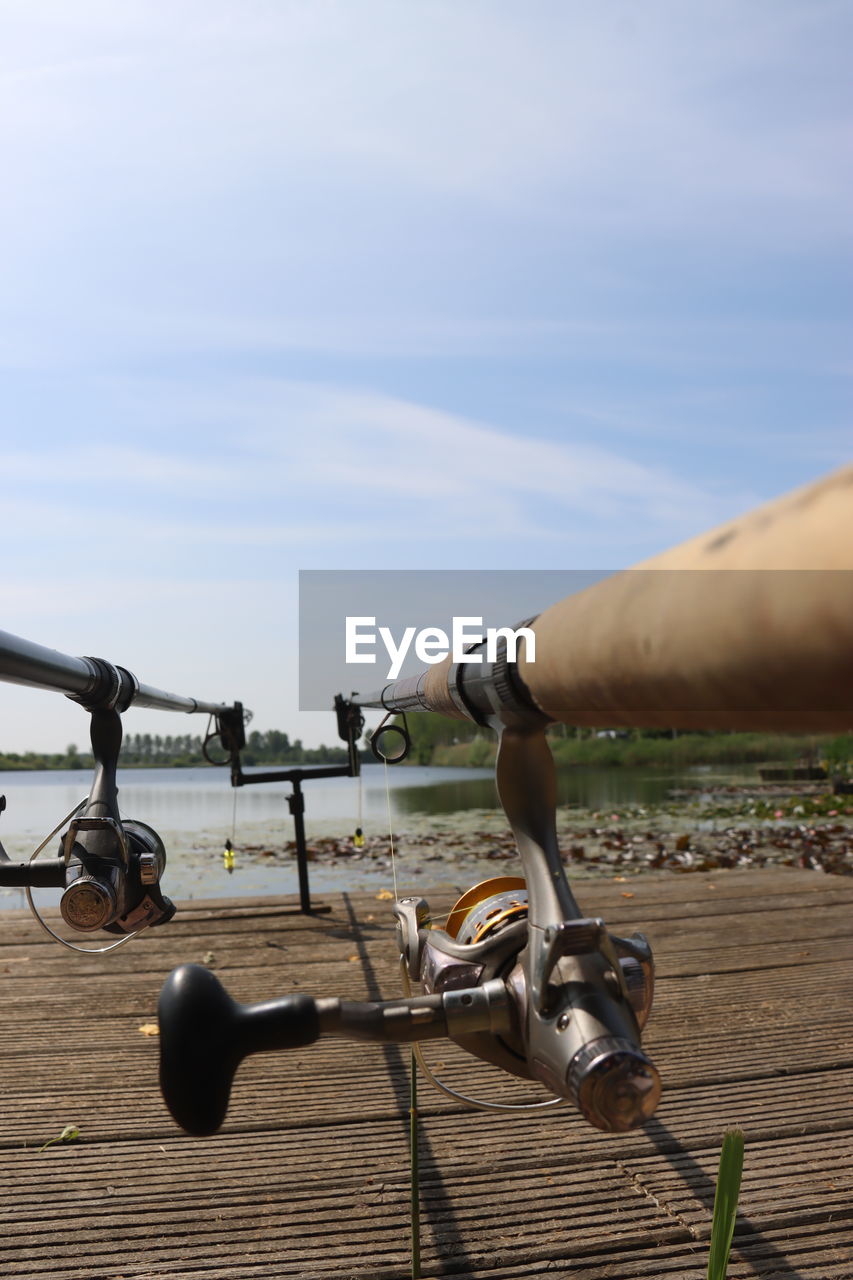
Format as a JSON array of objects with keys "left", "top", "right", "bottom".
[
  {"left": 385, "top": 712, "right": 696, "bottom": 766},
  {"left": 0, "top": 729, "right": 355, "bottom": 771},
  {"left": 387, "top": 713, "right": 851, "bottom": 770},
  {"left": 240, "top": 730, "right": 354, "bottom": 767},
  {"left": 5, "top": 718, "right": 845, "bottom": 773}
]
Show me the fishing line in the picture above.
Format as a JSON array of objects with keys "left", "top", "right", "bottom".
[
  {"left": 383, "top": 757, "right": 399, "bottom": 904},
  {"left": 223, "top": 786, "right": 237, "bottom": 874},
  {"left": 353, "top": 770, "right": 365, "bottom": 848}
]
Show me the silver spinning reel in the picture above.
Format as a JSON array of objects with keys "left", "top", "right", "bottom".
[{"left": 157, "top": 723, "right": 661, "bottom": 1136}]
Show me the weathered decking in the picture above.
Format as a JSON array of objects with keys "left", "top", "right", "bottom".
[{"left": 0, "top": 867, "right": 851, "bottom": 1279}]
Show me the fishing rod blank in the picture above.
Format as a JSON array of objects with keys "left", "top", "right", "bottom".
[
  {"left": 0, "top": 628, "right": 232, "bottom": 716},
  {"left": 358, "top": 465, "right": 853, "bottom": 732}
]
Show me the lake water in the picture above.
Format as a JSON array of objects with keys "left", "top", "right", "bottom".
[
  {"left": 0, "top": 764, "right": 499, "bottom": 848},
  {"left": 0, "top": 760, "right": 752, "bottom": 842},
  {"left": 0, "top": 761, "right": 753, "bottom": 909}
]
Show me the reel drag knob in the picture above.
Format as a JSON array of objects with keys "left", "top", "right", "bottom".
[
  {"left": 569, "top": 1036, "right": 661, "bottom": 1133},
  {"left": 158, "top": 964, "right": 320, "bottom": 1136},
  {"left": 60, "top": 875, "right": 117, "bottom": 930}
]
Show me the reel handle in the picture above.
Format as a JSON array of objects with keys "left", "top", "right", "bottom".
[
  {"left": 159, "top": 965, "right": 513, "bottom": 1136},
  {"left": 158, "top": 963, "right": 320, "bottom": 1135}
]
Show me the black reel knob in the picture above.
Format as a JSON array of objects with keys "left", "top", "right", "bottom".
[{"left": 158, "top": 964, "right": 320, "bottom": 1136}]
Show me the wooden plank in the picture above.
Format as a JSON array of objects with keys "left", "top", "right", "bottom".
[{"left": 0, "top": 868, "right": 848, "bottom": 1279}]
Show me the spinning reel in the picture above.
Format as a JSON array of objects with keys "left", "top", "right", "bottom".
[
  {"left": 0, "top": 708, "right": 175, "bottom": 947},
  {"left": 158, "top": 718, "right": 661, "bottom": 1137}
]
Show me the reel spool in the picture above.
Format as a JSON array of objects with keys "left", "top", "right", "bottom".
[{"left": 445, "top": 876, "right": 528, "bottom": 945}]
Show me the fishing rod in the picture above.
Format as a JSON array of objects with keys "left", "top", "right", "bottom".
[
  {"left": 0, "top": 630, "right": 242, "bottom": 948},
  {"left": 157, "top": 466, "right": 853, "bottom": 1135}
]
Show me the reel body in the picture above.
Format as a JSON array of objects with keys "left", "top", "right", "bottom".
[
  {"left": 50, "top": 708, "right": 175, "bottom": 937},
  {"left": 395, "top": 881, "right": 531, "bottom": 1080},
  {"left": 59, "top": 815, "right": 174, "bottom": 934},
  {"left": 396, "top": 876, "right": 657, "bottom": 1126},
  {"left": 0, "top": 707, "right": 175, "bottom": 944}
]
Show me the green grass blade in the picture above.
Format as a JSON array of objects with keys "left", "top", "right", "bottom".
[{"left": 707, "top": 1128, "right": 745, "bottom": 1280}]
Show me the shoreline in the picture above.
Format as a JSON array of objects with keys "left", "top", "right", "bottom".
[
  {"left": 159, "top": 781, "right": 853, "bottom": 899},
  {"left": 1, "top": 779, "right": 849, "bottom": 911}
]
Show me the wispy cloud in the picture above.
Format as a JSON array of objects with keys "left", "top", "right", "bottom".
[
  {"left": 2, "top": 2, "right": 848, "bottom": 239},
  {"left": 3, "top": 377, "right": 756, "bottom": 560},
  {"left": 0, "top": 2, "right": 848, "bottom": 750}
]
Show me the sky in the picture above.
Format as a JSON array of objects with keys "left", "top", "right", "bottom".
[{"left": 1, "top": 0, "right": 850, "bottom": 753}]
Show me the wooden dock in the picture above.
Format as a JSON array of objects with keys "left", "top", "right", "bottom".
[{"left": 0, "top": 866, "right": 851, "bottom": 1279}]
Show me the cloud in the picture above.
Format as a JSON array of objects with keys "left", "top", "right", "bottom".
[
  {"left": 3, "top": 376, "right": 755, "bottom": 564},
  {"left": 1, "top": 2, "right": 849, "bottom": 250},
  {"left": 0, "top": 0, "right": 848, "bottom": 422}
]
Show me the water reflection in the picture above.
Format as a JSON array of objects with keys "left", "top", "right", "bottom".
[
  {"left": 0, "top": 761, "right": 758, "bottom": 910},
  {"left": 0, "top": 764, "right": 498, "bottom": 849},
  {"left": 0, "top": 762, "right": 757, "bottom": 849},
  {"left": 373, "top": 764, "right": 751, "bottom": 816},
  {"left": 391, "top": 774, "right": 499, "bottom": 814},
  {"left": 555, "top": 768, "right": 688, "bottom": 809}
]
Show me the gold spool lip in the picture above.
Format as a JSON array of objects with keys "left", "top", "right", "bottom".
[
  {"left": 467, "top": 904, "right": 529, "bottom": 945},
  {"left": 445, "top": 876, "right": 526, "bottom": 939}
]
